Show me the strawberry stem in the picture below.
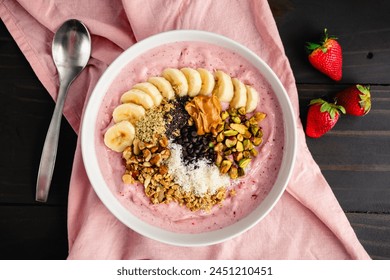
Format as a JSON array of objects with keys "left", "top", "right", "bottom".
[{"left": 309, "top": 98, "right": 345, "bottom": 119}]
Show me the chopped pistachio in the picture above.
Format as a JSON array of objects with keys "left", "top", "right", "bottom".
[
  {"left": 253, "top": 137, "right": 263, "bottom": 146},
  {"left": 224, "top": 149, "right": 232, "bottom": 156},
  {"left": 250, "top": 125, "right": 259, "bottom": 136},
  {"left": 250, "top": 148, "right": 258, "bottom": 157},
  {"left": 230, "top": 123, "right": 248, "bottom": 134},
  {"left": 243, "top": 130, "right": 252, "bottom": 139},
  {"left": 236, "top": 141, "right": 244, "bottom": 152},
  {"left": 214, "top": 142, "right": 224, "bottom": 152},
  {"left": 216, "top": 132, "right": 225, "bottom": 142},
  {"left": 231, "top": 116, "right": 241, "bottom": 124},
  {"left": 254, "top": 112, "right": 267, "bottom": 122},
  {"left": 216, "top": 123, "right": 224, "bottom": 133},
  {"left": 229, "top": 166, "right": 238, "bottom": 179},
  {"left": 215, "top": 153, "right": 223, "bottom": 167},
  {"left": 228, "top": 107, "right": 237, "bottom": 117},
  {"left": 225, "top": 138, "right": 237, "bottom": 148},
  {"left": 233, "top": 152, "right": 243, "bottom": 162},
  {"left": 221, "top": 111, "right": 229, "bottom": 120},
  {"left": 237, "top": 134, "right": 244, "bottom": 142},
  {"left": 238, "top": 167, "right": 245, "bottom": 177},
  {"left": 223, "top": 129, "right": 239, "bottom": 136},
  {"left": 220, "top": 160, "right": 232, "bottom": 174},
  {"left": 243, "top": 151, "right": 251, "bottom": 158},
  {"left": 237, "top": 107, "right": 246, "bottom": 115},
  {"left": 243, "top": 139, "right": 253, "bottom": 150},
  {"left": 238, "top": 158, "right": 251, "bottom": 169}
]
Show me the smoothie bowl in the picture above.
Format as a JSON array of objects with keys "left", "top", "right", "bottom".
[{"left": 81, "top": 30, "right": 296, "bottom": 246}]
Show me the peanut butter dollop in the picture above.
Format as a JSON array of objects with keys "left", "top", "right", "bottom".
[{"left": 185, "top": 95, "right": 222, "bottom": 135}]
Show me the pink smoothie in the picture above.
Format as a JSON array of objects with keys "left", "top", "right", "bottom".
[{"left": 95, "top": 41, "right": 284, "bottom": 233}]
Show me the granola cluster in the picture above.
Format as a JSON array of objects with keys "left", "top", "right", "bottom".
[{"left": 122, "top": 134, "right": 227, "bottom": 212}]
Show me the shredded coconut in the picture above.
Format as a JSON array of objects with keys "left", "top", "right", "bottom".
[{"left": 167, "top": 142, "right": 230, "bottom": 197}]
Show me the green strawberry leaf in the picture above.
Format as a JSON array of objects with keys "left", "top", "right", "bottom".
[
  {"left": 309, "top": 98, "right": 345, "bottom": 119},
  {"left": 356, "top": 84, "right": 371, "bottom": 113}
]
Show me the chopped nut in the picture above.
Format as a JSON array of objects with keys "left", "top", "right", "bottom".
[
  {"left": 159, "top": 136, "right": 168, "bottom": 148},
  {"left": 122, "top": 174, "right": 134, "bottom": 184},
  {"left": 237, "top": 107, "right": 246, "bottom": 115},
  {"left": 253, "top": 137, "right": 263, "bottom": 146},
  {"left": 250, "top": 148, "right": 258, "bottom": 157},
  {"left": 143, "top": 149, "right": 152, "bottom": 161},
  {"left": 158, "top": 165, "right": 168, "bottom": 175},
  {"left": 144, "top": 175, "right": 151, "bottom": 188},
  {"left": 254, "top": 112, "right": 267, "bottom": 122},
  {"left": 216, "top": 132, "right": 225, "bottom": 142},
  {"left": 233, "top": 152, "right": 243, "bottom": 162},
  {"left": 221, "top": 111, "right": 229, "bottom": 120},
  {"left": 243, "top": 139, "right": 253, "bottom": 150},
  {"left": 229, "top": 166, "right": 238, "bottom": 179},
  {"left": 133, "top": 138, "right": 141, "bottom": 155},
  {"left": 223, "top": 129, "right": 238, "bottom": 136},
  {"left": 215, "top": 153, "right": 223, "bottom": 167},
  {"left": 236, "top": 141, "right": 244, "bottom": 152},
  {"left": 230, "top": 123, "right": 248, "bottom": 134},
  {"left": 214, "top": 142, "right": 224, "bottom": 152},
  {"left": 231, "top": 116, "right": 241, "bottom": 124},
  {"left": 220, "top": 160, "right": 232, "bottom": 174},
  {"left": 238, "top": 158, "right": 251, "bottom": 169},
  {"left": 225, "top": 138, "right": 237, "bottom": 148},
  {"left": 150, "top": 154, "right": 162, "bottom": 166}
]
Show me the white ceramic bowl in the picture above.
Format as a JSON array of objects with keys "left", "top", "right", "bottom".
[{"left": 81, "top": 30, "right": 297, "bottom": 246}]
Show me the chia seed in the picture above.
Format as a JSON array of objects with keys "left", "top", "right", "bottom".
[{"left": 164, "top": 97, "right": 190, "bottom": 137}]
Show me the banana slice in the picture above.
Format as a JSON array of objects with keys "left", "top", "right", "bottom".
[
  {"left": 112, "top": 103, "right": 145, "bottom": 124},
  {"left": 104, "top": 121, "right": 135, "bottom": 152},
  {"left": 197, "top": 68, "right": 215, "bottom": 95},
  {"left": 132, "top": 82, "right": 163, "bottom": 106},
  {"left": 213, "top": 70, "right": 234, "bottom": 102},
  {"left": 245, "top": 85, "right": 259, "bottom": 113},
  {"left": 230, "top": 78, "right": 247, "bottom": 108},
  {"left": 147, "top": 76, "right": 175, "bottom": 100},
  {"left": 120, "top": 88, "right": 154, "bottom": 110},
  {"left": 181, "top": 67, "right": 202, "bottom": 97},
  {"left": 162, "top": 68, "right": 188, "bottom": 96}
]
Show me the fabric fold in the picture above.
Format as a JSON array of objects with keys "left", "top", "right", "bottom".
[{"left": 0, "top": 0, "right": 370, "bottom": 259}]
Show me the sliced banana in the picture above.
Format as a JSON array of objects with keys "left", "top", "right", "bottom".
[
  {"left": 230, "top": 78, "right": 247, "bottom": 109},
  {"left": 197, "top": 68, "right": 215, "bottom": 95},
  {"left": 147, "top": 76, "right": 175, "bottom": 100},
  {"left": 213, "top": 70, "right": 234, "bottom": 102},
  {"left": 245, "top": 85, "right": 259, "bottom": 113},
  {"left": 162, "top": 68, "right": 188, "bottom": 96},
  {"left": 180, "top": 67, "right": 202, "bottom": 97},
  {"left": 120, "top": 88, "right": 154, "bottom": 110},
  {"left": 104, "top": 121, "right": 135, "bottom": 152},
  {"left": 132, "top": 82, "right": 163, "bottom": 106},
  {"left": 112, "top": 103, "right": 145, "bottom": 124}
]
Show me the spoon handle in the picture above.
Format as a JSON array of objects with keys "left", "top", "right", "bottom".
[{"left": 35, "top": 82, "right": 70, "bottom": 202}]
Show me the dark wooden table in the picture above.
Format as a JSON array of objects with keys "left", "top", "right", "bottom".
[{"left": 1, "top": 0, "right": 389, "bottom": 260}]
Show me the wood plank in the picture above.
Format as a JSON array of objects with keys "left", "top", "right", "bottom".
[
  {"left": 0, "top": 205, "right": 68, "bottom": 260},
  {"left": 0, "top": 22, "right": 77, "bottom": 205},
  {"left": 271, "top": 0, "right": 390, "bottom": 84},
  {"left": 346, "top": 213, "right": 390, "bottom": 260},
  {"left": 295, "top": 84, "right": 390, "bottom": 213}
]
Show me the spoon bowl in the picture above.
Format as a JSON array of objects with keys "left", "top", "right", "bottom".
[{"left": 36, "top": 19, "right": 91, "bottom": 202}]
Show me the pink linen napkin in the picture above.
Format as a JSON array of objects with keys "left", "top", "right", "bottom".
[{"left": 0, "top": 0, "right": 370, "bottom": 259}]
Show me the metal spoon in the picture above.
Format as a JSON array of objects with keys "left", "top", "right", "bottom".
[{"left": 36, "top": 19, "right": 91, "bottom": 202}]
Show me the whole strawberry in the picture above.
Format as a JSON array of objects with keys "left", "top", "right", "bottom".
[
  {"left": 335, "top": 84, "right": 371, "bottom": 116},
  {"left": 306, "top": 29, "right": 343, "bottom": 81},
  {"left": 306, "top": 99, "right": 346, "bottom": 138}
]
